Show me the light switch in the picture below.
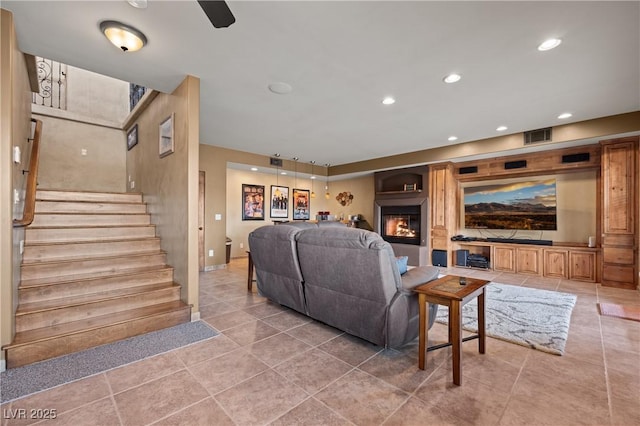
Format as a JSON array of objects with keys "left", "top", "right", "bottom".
[
  {"left": 215, "top": 214, "right": 222, "bottom": 221},
  {"left": 13, "top": 146, "right": 21, "bottom": 163},
  {"left": 208, "top": 249, "right": 214, "bottom": 257}
]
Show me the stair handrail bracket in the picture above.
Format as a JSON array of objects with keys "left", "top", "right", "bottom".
[{"left": 13, "top": 118, "right": 42, "bottom": 228}]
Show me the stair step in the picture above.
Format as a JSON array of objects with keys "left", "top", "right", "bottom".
[
  {"left": 35, "top": 200, "right": 147, "bottom": 214},
  {"left": 16, "top": 284, "right": 181, "bottom": 332},
  {"left": 19, "top": 266, "right": 174, "bottom": 304},
  {"left": 25, "top": 225, "right": 157, "bottom": 244},
  {"left": 4, "top": 301, "right": 191, "bottom": 368},
  {"left": 36, "top": 189, "right": 143, "bottom": 204},
  {"left": 31, "top": 213, "right": 151, "bottom": 227},
  {"left": 21, "top": 252, "right": 167, "bottom": 281},
  {"left": 23, "top": 238, "right": 161, "bottom": 263}
]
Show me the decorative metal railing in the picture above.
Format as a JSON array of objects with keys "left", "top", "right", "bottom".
[
  {"left": 32, "top": 57, "right": 67, "bottom": 109},
  {"left": 130, "top": 83, "right": 146, "bottom": 111}
]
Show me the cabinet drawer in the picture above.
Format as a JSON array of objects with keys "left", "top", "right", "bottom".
[
  {"left": 602, "top": 264, "right": 636, "bottom": 284},
  {"left": 603, "top": 247, "right": 635, "bottom": 265}
]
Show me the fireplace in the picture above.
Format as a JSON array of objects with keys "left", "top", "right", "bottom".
[
  {"left": 380, "top": 206, "right": 421, "bottom": 245},
  {"left": 374, "top": 165, "right": 430, "bottom": 265}
]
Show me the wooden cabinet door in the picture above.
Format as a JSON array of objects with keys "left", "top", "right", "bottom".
[
  {"left": 569, "top": 250, "right": 597, "bottom": 282},
  {"left": 544, "top": 249, "right": 568, "bottom": 279},
  {"left": 429, "top": 163, "right": 456, "bottom": 252},
  {"left": 516, "top": 247, "right": 541, "bottom": 275},
  {"left": 493, "top": 246, "right": 515, "bottom": 272}
]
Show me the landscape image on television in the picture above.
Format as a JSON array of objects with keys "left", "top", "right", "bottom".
[{"left": 464, "top": 179, "right": 557, "bottom": 230}]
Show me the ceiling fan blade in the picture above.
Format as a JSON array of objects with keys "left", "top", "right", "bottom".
[{"left": 197, "top": 0, "right": 236, "bottom": 28}]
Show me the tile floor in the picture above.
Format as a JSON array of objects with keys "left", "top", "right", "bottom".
[{"left": 2, "top": 258, "right": 639, "bottom": 425}]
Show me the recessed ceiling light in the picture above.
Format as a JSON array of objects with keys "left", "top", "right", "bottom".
[
  {"left": 538, "top": 38, "right": 562, "bottom": 51},
  {"left": 310, "top": 176, "right": 316, "bottom": 180},
  {"left": 443, "top": 73, "right": 461, "bottom": 84},
  {"left": 448, "top": 136, "right": 458, "bottom": 141},
  {"left": 496, "top": 125, "right": 508, "bottom": 132},
  {"left": 250, "top": 167, "right": 258, "bottom": 171},
  {"left": 382, "top": 97, "right": 396, "bottom": 105},
  {"left": 280, "top": 171, "right": 287, "bottom": 175},
  {"left": 557, "top": 112, "right": 573, "bottom": 119},
  {"left": 268, "top": 82, "right": 293, "bottom": 95}
]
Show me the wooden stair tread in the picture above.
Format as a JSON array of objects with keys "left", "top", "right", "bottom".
[
  {"left": 20, "top": 265, "right": 173, "bottom": 288},
  {"left": 21, "top": 249, "right": 166, "bottom": 266},
  {"left": 25, "top": 237, "right": 160, "bottom": 247},
  {"left": 16, "top": 283, "right": 179, "bottom": 315},
  {"left": 5, "top": 301, "right": 190, "bottom": 348}
]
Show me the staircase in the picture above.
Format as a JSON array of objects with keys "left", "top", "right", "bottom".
[{"left": 3, "top": 189, "right": 192, "bottom": 368}]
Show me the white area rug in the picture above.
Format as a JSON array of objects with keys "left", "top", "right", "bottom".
[{"left": 435, "top": 282, "right": 577, "bottom": 355}]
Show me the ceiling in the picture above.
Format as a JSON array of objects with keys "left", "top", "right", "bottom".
[{"left": 4, "top": 1, "right": 639, "bottom": 167}]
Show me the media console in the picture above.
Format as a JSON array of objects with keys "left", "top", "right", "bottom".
[{"left": 451, "top": 240, "right": 599, "bottom": 283}]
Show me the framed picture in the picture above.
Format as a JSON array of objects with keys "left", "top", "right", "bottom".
[
  {"left": 270, "top": 185, "right": 289, "bottom": 218},
  {"left": 127, "top": 124, "right": 138, "bottom": 151},
  {"left": 292, "top": 188, "right": 310, "bottom": 220},
  {"left": 159, "top": 113, "right": 174, "bottom": 158},
  {"left": 242, "top": 184, "right": 265, "bottom": 220}
]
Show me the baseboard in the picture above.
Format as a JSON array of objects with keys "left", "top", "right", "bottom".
[
  {"left": 204, "top": 264, "right": 227, "bottom": 272},
  {"left": 191, "top": 311, "right": 201, "bottom": 322}
]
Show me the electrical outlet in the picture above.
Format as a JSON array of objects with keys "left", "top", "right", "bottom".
[
  {"left": 240, "top": 243, "right": 244, "bottom": 249},
  {"left": 14, "top": 189, "right": 19, "bottom": 204},
  {"left": 81, "top": 149, "right": 87, "bottom": 156},
  {"left": 208, "top": 249, "right": 214, "bottom": 257},
  {"left": 19, "top": 240, "right": 24, "bottom": 254},
  {"left": 215, "top": 214, "right": 222, "bottom": 221},
  {"left": 130, "top": 180, "right": 135, "bottom": 189}
]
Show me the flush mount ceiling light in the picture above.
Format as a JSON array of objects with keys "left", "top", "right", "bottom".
[
  {"left": 100, "top": 20, "right": 147, "bottom": 52},
  {"left": 538, "top": 38, "right": 562, "bottom": 51},
  {"left": 443, "top": 73, "right": 461, "bottom": 84},
  {"left": 496, "top": 125, "right": 508, "bottom": 132},
  {"left": 558, "top": 112, "right": 573, "bottom": 119},
  {"left": 382, "top": 97, "right": 396, "bottom": 105}
]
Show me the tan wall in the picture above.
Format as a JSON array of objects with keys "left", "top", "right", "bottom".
[
  {"left": 65, "top": 65, "right": 129, "bottom": 123},
  {"left": 458, "top": 171, "right": 597, "bottom": 243},
  {"left": 1, "top": 9, "right": 34, "bottom": 369},
  {"left": 34, "top": 115, "right": 126, "bottom": 191},
  {"left": 126, "top": 76, "right": 200, "bottom": 313}
]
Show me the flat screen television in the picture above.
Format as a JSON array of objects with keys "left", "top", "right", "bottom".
[{"left": 464, "top": 178, "right": 557, "bottom": 230}]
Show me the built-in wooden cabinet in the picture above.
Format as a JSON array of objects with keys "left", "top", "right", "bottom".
[
  {"left": 428, "top": 163, "right": 456, "bottom": 259},
  {"left": 600, "top": 138, "right": 638, "bottom": 289},
  {"left": 453, "top": 241, "right": 599, "bottom": 282}
]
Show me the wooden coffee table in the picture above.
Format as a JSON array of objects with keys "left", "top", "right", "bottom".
[{"left": 414, "top": 275, "right": 490, "bottom": 385}]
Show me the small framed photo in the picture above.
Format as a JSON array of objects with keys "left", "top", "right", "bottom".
[
  {"left": 270, "top": 185, "right": 289, "bottom": 218},
  {"left": 403, "top": 183, "right": 417, "bottom": 191},
  {"left": 242, "top": 184, "right": 265, "bottom": 220},
  {"left": 159, "top": 113, "right": 175, "bottom": 158},
  {"left": 127, "top": 124, "right": 138, "bottom": 151},
  {"left": 292, "top": 188, "right": 310, "bottom": 220}
]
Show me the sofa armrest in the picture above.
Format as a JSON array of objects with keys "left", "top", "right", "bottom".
[{"left": 400, "top": 266, "right": 440, "bottom": 292}]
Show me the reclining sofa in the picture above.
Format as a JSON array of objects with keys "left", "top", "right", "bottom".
[{"left": 248, "top": 224, "right": 439, "bottom": 348}]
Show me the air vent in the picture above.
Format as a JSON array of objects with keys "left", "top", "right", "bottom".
[
  {"left": 504, "top": 160, "right": 527, "bottom": 170},
  {"left": 524, "top": 127, "right": 552, "bottom": 145},
  {"left": 270, "top": 157, "right": 283, "bottom": 167},
  {"left": 562, "top": 152, "right": 590, "bottom": 163},
  {"left": 458, "top": 166, "right": 478, "bottom": 175}
]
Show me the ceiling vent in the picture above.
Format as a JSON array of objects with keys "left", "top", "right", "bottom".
[{"left": 523, "top": 127, "right": 552, "bottom": 145}]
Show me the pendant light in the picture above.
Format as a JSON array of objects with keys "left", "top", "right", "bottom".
[
  {"left": 324, "top": 163, "right": 330, "bottom": 199},
  {"left": 310, "top": 161, "right": 316, "bottom": 198}
]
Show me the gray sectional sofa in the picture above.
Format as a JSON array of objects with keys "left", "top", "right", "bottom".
[{"left": 248, "top": 224, "right": 440, "bottom": 348}]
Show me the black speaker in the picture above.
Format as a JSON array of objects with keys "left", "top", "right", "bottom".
[
  {"left": 562, "top": 152, "right": 590, "bottom": 163},
  {"left": 432, "top": 250, "right": 447, "bottom": 267},
  {"left": 458, "top": 166, "right": 478, "bottom": 175},
  {"left": 456, "top": 249, "right": 469, "bottom": 267}
]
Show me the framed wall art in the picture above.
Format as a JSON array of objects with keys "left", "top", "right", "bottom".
[
  {"left": 159, "top": 113, "right": 174, "bottom": 158},
  {"left": 270, "top": 185, "right": 289, "bottom": 218},
  {"left": 242, "top": 184, "right": 265, "bottom": 220},
  {"left": 126, "top": 124, "right": 138, "bottom": 151},
  {"left": 292, "top": 188, "right": 310, "bottom": 220}
]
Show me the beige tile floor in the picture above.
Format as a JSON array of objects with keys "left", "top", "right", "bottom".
[{"left": 2, "top": 258, "right": 639, "bottom": 425}]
